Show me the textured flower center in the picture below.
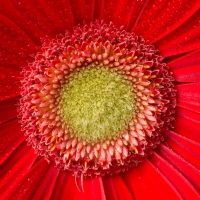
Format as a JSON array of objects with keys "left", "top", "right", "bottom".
[
  {"left": 19, "top": 21, "right": 176, "bottom": 177},
  {"left": 59, "top": 67, "right": 134, "bottom": 142}
]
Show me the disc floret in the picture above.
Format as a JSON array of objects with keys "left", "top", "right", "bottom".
[{"left": 59, "top": 66, "right": 135, "bottom": 143}]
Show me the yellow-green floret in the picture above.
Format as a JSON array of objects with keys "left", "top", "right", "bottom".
[{"left": 59, "top": 67, "right": 135, "bottom": 142}]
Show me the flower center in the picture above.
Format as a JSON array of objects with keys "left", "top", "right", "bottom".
[
  {"left": 19, "top": 21, "right": 176, "bottom": 177},
  {"left": 59, "top": 67, "right": 134, "bottom": 142}
]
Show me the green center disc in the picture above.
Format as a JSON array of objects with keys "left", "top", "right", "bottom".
[{"left": 59, "top": 67, "right": 135, "bottom": 142}]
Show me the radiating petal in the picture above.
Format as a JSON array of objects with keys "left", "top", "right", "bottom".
[
  {"left": 74, "top": 176, "right": 106, "bottom": 200},
  {"left": 3, "top": 158, "right": 52, "bottom": 199},
  {"left": 0, "top": 98, "right": 18, "bottom": 124},
  {"left": 168, "top": 48, "right": 200, "bottom": 70},
  {"left": 0, "top": 142, "right": 37, "bottom": 199},
  {"left": 168, "top": 49, "right": 200, "bottom": 83},
  {"left": 156, "top": 9, "right": 200, "bottom": 57},
  {"left": 123, "top": 161, "right": 182, "bottom": 200},
  {"left": 176, "top": 84, "right": 200, "bottom": 113},
  {"left": 50, "top": 172, "right": 77, "bottom": 200},
  {"left": 0, "top": 0, "right": 75, "bottom": 44},
  {"left": 51, "top": 172, "right": 106, "bottom": 200},
  {"left": 94, "top": 0, "right": 143, "bottom": 29},
  {"left": 0, "top": 13, "right": 35, "bottom": 66},
  {"left": 159, "top": 144, "right": 200, "bottom": 192},
  {"left": 103, "top": 175, "right": 134, "bottom": 200},
  {"left": 125, "top": 0, "right": 150, "bottom": 31},
  {"left": 173, "top": 65, "right": 200, "bottom": 83},
  {"left": 150, "top": 152, "right": 200, "bottom": 200},
  {"left": 26, "top": 164, "right": 58, "bottom": 200},
  {"left": 0, "top": 84, "right": 20, "bottom": 101},
  {"left": 132, "top": 0, "right": 200, "bottom": 42},
  {"left": 174, "top": 107, "right": 200, "bottom": 142},
  {"left": 0, "top": 120, "right": 24, "bottom": 164},
  {"left": 70, "top": 0, "right": 95, "bottom": 24},
  {"left": 0, "top": 65, "right": 21, "bottom": 101},
  {"left": 167, "top": 131, "right": 200, "bottom": 170},
  {"left": 0, "top": 66, "right": 20, "bottom": 85}
]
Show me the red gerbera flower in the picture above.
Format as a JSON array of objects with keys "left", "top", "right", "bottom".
[{"left": 0, "top": 0, "right": 200, "bottom": 200}]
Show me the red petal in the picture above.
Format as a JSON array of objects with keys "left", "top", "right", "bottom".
[
  {"left": 0, "top": 98, "right": 18, "bottom": 124},
  {"left": 3, "top": 158, "right": 50, "bottom": 199},
  {"left": 103, "top": 175, "right": 134, "bottom": 200},
  {"left": 0, "top": 66, "right": 20, "bottom": 85},
  {"left": 0, "top": 13, "right": 35, "bottom": 65},
  {"left": 0, "top": 142, "right": 37, "bottom": 199},
  {"left": 94, "top": 0, "right": 104, "bottom": 19},
  {"left": 0, "top": 84, "right": 20, "bottom": 101},
  {"left": 34, "top": 0, "right": 75, "bottom": 34},
  {"left": 68, "top": 0, "right": 95, "bottom": 24},
  {"left": 95, "top": 0, "right": 144, "bottom": 29},
  {"left": 150, "top": 152, "right": 200, "bottom": 200},
  {"left": 28, "top": 164, "right": 59, "bottom": 200},
  {"left": 167, "top": 131, "right": 200, "bottom": 170},
  {"left": 74, "top": 176, "right": 106, "bottom": 200},
  {"left": 132, "top": 0, "right": 200, "bottom": 43},
  {"left": 0, "top": 63, "right": 20, "bottom": 101},
  {"left": 168, "top": 48, "right": 200, "bottom": 70},
  {"left": 168, "top": 49, "right": 200, "bottom": 82},
  {"left": 172, "top": 64, "right": 200, "bottom": 83},
  {"left": 159, "top": 144, "right": 200, "bottom": 192},
  {"left": 176, "top": 83, "right": 200, "bottom": 113},
  {"left": 0, "top": 120, "right": 25, "bottom": 164},
  {"left": 123, "top": 161, "right": 182, "bottom": 200},
  {"left": 50, "top": 172, "right": 77, "bottom": 200},
  {"left": 0, "top": 0, "right": 75, "bottom": 44},
  {"left": 174, "top": 107, "right": 200, "bottom": 142},
  {"left": 156, "top": 9, "right": 200, "bottom": 57},
  {"left": 51, "top": 172, "right": 106, "bottom": 200},
  {"left": 125, "top": 0, "right": 149, "bottom": 31}
]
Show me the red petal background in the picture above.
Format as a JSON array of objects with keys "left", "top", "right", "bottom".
[{"left": 0, "top": 0, "right": 200, "bottom": 199}]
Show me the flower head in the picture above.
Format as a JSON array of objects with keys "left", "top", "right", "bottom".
[
  {"left": 0, "top": 0, "right": 200, "bottom": 199},
  {"left": 19, "top": 21, "right": 176, "bottom": 178}
]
